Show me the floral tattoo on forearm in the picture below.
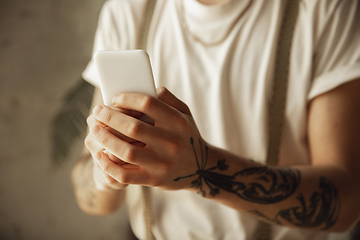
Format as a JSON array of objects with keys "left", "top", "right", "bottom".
[
  {"left": 174, "top": 137, "right": 301, "bottom": 203},
  {"left": 249, "top": 176, "right": 340, "bottom": 230},
  {"left": 174, "top": 137, "right": 340, "bottom": 229}
]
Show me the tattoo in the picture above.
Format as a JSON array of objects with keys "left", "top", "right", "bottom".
[
  {"left": 278, "top": 176, "right": 340, "bottom": 229},
  {"left": 175, "top": 138, "right": 340, "bottom": 229},
  {"left": 174, "top": 138, "right": 300, "bottom": 203},
  {"left": 249, "top": 176, "right": 340, "bottom": 230},
  {"left": 78, "top": 157, "right": 96, "bottom": 208}
]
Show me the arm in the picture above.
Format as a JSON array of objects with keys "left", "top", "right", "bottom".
[
  {"left": 71, "top": 151, "right": 125, "bottom": 215},
  {"left": 71, "top": 88, "right": 126, "bottom": 215},
  {"left": 89, "top": 80, "right": 360, "bottom": 231},
  {"left": 175, "top": 77, "right": 360, "bottom": 231}
]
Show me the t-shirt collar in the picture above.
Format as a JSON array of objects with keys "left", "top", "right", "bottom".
[{"left": 183, "top": 0, "right": 252, "bottom": 23}]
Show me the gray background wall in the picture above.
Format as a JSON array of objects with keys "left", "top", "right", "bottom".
[
  {"left": 0, "top": 0, "right": 357, "bottom": 240},
  {"left": 0, "top": 0, "right": 131, "bottom": 239}
]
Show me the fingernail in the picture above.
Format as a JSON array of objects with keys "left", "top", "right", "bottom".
[
  {"left": 93, "top": 105, "right": 103, "bottom": 115},
  {"left": 156, "top": 86, "right": 163, "bottom": 94},
  {"left": 156, "top": 86, "right": 166, "bottom": 94},
  {"left": 90, "top": 125, "right": 101, "bottom": 136}
]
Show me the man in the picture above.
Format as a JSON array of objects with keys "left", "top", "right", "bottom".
[{"left": 72, "top": 0, "right": 360, "bottom": 239}]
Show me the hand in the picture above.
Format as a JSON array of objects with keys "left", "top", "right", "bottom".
[
  {"left": 85, "top": 108, "right": 141, "bottom": 191},
  {"left": 90, "top": 87, "right": 206, "bottom": 191}
]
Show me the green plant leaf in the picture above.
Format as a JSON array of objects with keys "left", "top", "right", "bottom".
[{"left": 51, "top": 79, "right": 94, "bottom": 168}]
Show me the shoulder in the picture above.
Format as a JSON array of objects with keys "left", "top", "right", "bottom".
[
  {"left": 97, "top": 0, "right": 149, "bottom": 50},
  {"left": 299, "top": 0, "right": 359, "bottom": 30},
  {"left": 299, "top": 0, "right": 359, "bottom": 59},
  {"left": 299, "top": 0, "right": 360, "bottom": 100},
  {"left": 300, "top": 0, "right": 356, "bottom": 14},
  {"left": 295, "top": 0, "right": 359, "bottom": 61}
]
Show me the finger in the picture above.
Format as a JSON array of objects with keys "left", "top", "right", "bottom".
[
  {"left": 105, "top": 151, "right": 139, "bottom": 169},
  {"left": 112, "top": 92, "right": 182, "bottom": 123},
  {"left": 156, "top": 87, "right": 191, "bottom": 115},
  {"left": 88, "top": 115, "right": 134, "bottom": 143},
  {"left": 87, "top": 114, "right": 107, "bottom": 129},
  {"left": 87, "top": 107, "right": 141, "bottom": 128},
  {"left": 84, "top": 134, "right": 104, "bottom": 155},
  {"left": 90, "top": 125, "right": 154, "bottom": 166},
  {"left": 113, "top": 108, "right": 143, "bottom": 119},
  {"left": 103, "top": 174, "right": 128, "bottom": 190},
  {"left": 104, "top": 150, "right": 124, "bottom": 164},
  {"left": 93, "top": 105, "right": 162, "bottom": 143},
  {"left": 95, "top": 151, "right": 149, "bottom": 185},
  {"left": 93, "top": 155, "right": 128, "bottom": 190},
  {"left": 88, "top": 110, "right": 141, "bottom": 143}
]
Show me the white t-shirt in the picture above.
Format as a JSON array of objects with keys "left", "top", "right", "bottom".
[{"left": 82, "top": 0, "right": 360, "bottom": 239}]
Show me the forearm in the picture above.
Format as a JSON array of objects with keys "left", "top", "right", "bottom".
[
  {"left": 71, "top": 153, "right": 125, "bottom": 215},
  {"left": 176, "top": 141, "right": 360, "bottom": 232}
]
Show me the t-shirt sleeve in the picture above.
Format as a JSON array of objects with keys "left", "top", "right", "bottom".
[
  {"left": 308, "top": 0, "right": 360, "bottom": 100},
  {"left": 82, "top": 1, "right": 125, "bottom": 87}
]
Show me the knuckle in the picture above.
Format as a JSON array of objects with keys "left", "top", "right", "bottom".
[
  {"left": 103, "top": 109, "right": 114, "bottom": 123},
  {"left": 175, "top": 115, "right": 190, "bottom": 131},
  {"left": 118, "top": 94, "right": 129, "bottom": 105},
  {"left": 102, "top": 161, "right": 111, "bottom": 173},
  {"left": 123, "top": 146, "right": 137, "bottom": 163},
  {"left": 86, "top": 115, "right": 92, "bottom": 126},
  {"left": 128, "top": 121, "right": 142, "bottom": 137},
  {"left": 103, "top": 174, "right": 112, "bottom": 184},
  {"left": 84, "top": 136, "right": 90, "bottom": 148},
  {"left": 184, "top": 105, "right": 191, "bottom": 114},
  {"left": 84, "top": 135, "right": 92, "bottom": 149},
  {"left": 158, "top": 161, "right": 171, "bottom": 174},
  {"left": 106, "top": 176, "right": 117, "bottom": 185},
  {"left": 167, "top": 136, "right": 182, "bottom": 154},
  {"left": 118, "top": 173, "right": 130, "bottom": 184},
  {"left": 150, "top": 176, "right": 162, "bottom": 187},
  {"left": 140, "top": 95, "right": 155, "bottom": 111},
  {"left": 100, "top": 134, "right": 110, "bottom": 146},
  {"left": 151, "top": 179, "right": 159, "bottom": 187}
]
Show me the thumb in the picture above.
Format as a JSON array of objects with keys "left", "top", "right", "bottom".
[{"left": 156, "top": 87, "right": 191, "bottom": 115}]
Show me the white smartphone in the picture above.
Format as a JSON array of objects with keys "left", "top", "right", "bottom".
[{"left": 94, "top": 50, "right": 157, "bottom": 123}]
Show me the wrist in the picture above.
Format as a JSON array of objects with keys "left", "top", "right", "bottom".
[
  {"left": 180, "top": 143, "right": 256, "bottom": 200},
  {"left": 178, "top": 141, "right": 220, "bottom": 196}
]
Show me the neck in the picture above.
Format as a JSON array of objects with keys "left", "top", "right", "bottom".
[{"left": 196, "top": 0, "right": 230, "bottom": 5}]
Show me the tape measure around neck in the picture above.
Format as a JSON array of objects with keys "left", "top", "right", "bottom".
[
  {"left": 256, "top": 1, "right": 300, "bottom": 239},
  {"left": 139, "top": 1, "right": 157, "bottom": 240},
  {"left": 138, "top": 0, "right": 300, "bottom": 239}
]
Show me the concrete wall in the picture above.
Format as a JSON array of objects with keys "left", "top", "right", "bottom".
[
  {"left": 0, "top": 0, "right": 131, "bottom": 239},
  {"left": 0, "top": 0, "right": 357, "bottom": 240}
]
